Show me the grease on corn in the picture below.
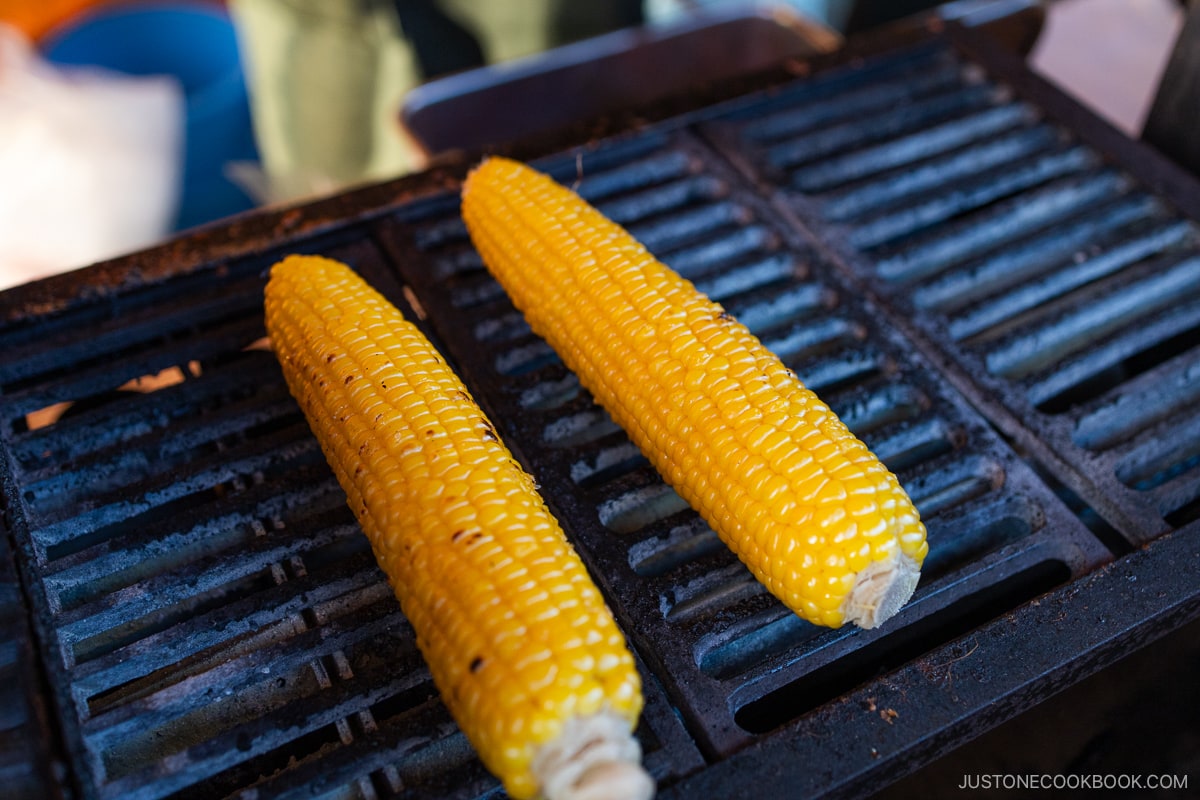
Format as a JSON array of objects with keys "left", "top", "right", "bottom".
[
  {"left": 264, "top": 255, "right": 649, "bottom": 800},
  {"left": 461, "top": 157, "right": 928, "bottom": 630}
]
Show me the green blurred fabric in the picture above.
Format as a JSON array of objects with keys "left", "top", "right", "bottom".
[{"left": 229, "top": 0, "right": 644, "bottom": 202}]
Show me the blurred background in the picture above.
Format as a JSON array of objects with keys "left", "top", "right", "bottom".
[{"left": 0, "top": 0, "right": 1187, "bottom": 290}]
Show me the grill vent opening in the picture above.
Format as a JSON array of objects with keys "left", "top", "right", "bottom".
[{"left": 20, "top": 359, "right": 200, "bottom": 433}]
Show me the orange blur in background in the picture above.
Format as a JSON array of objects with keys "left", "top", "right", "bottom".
[{"left": 0, "top": 0, "right": 223, "bottom": 41}]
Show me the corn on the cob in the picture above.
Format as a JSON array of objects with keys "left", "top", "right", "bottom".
[
  {"left": 264, "top": 255, "right": 650, "bottom": 800},
  {"left": 461, "top": 157, "right": 928, "bottom": 630}
]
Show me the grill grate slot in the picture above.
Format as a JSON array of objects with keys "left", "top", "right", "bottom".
[
  {"left": 985, "top": 254, "right": 1200, "bottom": 380},
  {"left": 946, "top": 218, "right": 1193, "bottom": 342},
  {"left": 817, "top": 124, "right": 1065, "bottom": 221},
  {"left": 8, "top": 349, "right": 283, "bottom": 470},
  {"left": 596, "top": 174, "right": 730, "bottom": 225},
  {"left": 662, "top": 224, "right": 780, "bottom": 277},
  {"left": 1073, "top": 357, "right": 1200, "bottom": 451},
  {"left": 0, "top": 269, "right": 269, "bottom": 390},
  {"left": 572, "top": 150, "right": 697, "bottom": 203},
  {"left": 868, "top": 170, "right": 1130, "bottom": 280},
  {"left": 910, "top": 194, "right": 1165, "bottom": 306},
  {"left": 709, "top": 38, "right": 1200, "bottom": 543},
  {"left": 19, "top": 395, "right": 300, "bottom": 515},
  {"left": 385, "top": 132, "right": 1108, "bottom": 757},
  {"left": 1115, "top": 416, "right": 1200, "bottom": 492},
  {"left": 627, "top": 517, "right": 725, "bottom": 579},
  {"left": 43, "top": 478, "right": 347, "bottom": 615},
  {"left": 32, "top": 428, "right": 322, "bottom": 563},
  {"left": 6, "top": 315, "right": 268, "bottom": 425},
  {"left": 764, "top": 84, "right": 1005, "bottom": 173},
  {"left": 740, "top": 50, "right": 965, "bottom": 143},
  {"left": 848, "top": 147, "right": 1099, "bottom": 252},
  {"left": 569, "top": 441, "right": 647, "bottom": 488},
  {"left": 1025, "top": 296, "right": 1200, "bottom": 412},
  {"left": 599, "top": 483, "right": 692, "bottom": 536},
  {"left": 794, "top": 101, "right": 1041, "bottom": 195}
]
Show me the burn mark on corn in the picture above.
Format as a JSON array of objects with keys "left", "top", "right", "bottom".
[
  {"left": 469, "top": 656, "right": 485, "bottom": 673},
  {"left": 451, "top": 529, "right": 485, "bottom": 546},
  {"left": 480, "top": 419, "right": 499, "bottom": 442}
]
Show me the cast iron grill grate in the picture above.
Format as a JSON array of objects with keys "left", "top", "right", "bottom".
[
  {"left": 378, "top": 131, "right": 1108, "bottom": 757},
  {"left": 703, "top": 36, "right": 1200, "bottom": 543},
  {"left": 0, "top": 115, "right": 1108, "bottom": 800}
]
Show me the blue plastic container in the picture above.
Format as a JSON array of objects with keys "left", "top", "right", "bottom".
[{"left": 43, "top": 2, "right": 260, "bottom": 230}]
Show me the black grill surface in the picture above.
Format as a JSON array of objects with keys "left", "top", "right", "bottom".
[{"left": 0, "top": 22, "right": 1197, "bottom": 800}]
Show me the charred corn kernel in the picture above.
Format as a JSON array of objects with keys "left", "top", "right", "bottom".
[
  {"left": 461, "top": 157, "right": 928, "bottom": 630},
  {"left": 264, "top": 255, "right": 650, "bottom": 800}
]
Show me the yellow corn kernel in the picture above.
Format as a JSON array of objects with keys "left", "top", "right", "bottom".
[
  {"left": 461, "top": 157, "right": 928, "bottom": 630},
  {"left": 264, "top": 255, "right": 650, "bottom": 800}
]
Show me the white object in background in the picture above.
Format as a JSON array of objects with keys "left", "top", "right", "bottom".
[
  {"left": 1031, "top": 0, "right": 1184, "bottom": 137},
  {"left": 0, "top": 24, "right": 184, "bottom": 291}
]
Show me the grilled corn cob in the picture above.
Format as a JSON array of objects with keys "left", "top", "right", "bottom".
[
  {"left": 264, "top": 255, "right": 650, "bottom": 800},
  {"left": 461, "top": 157, "right": 928, "bottom": 630}
]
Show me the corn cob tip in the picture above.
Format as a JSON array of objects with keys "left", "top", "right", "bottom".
[
  {"left": 532, "top": 712, "right": 655, "bottom": 800},
  {"left": 842, "top": 553, "right": 921, "bottom": 629}
]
